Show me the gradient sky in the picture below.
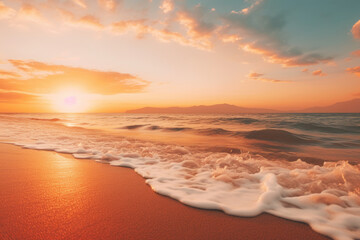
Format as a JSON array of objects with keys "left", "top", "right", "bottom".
[{"left": 0, "top": 0, "right": 359, "bottom": 112}]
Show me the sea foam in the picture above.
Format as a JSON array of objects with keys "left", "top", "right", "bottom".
[{"left": 0, "top": 115, "right": 359, "bottom": 240}]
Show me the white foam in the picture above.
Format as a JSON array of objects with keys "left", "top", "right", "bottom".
[{"left": 0, "top": 115, "right": 359, "bottom": 240}]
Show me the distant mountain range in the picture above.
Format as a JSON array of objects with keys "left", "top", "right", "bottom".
[
  {"left": 301, "top": 98, "right": 360, "bottom": 113},
  {"left": 126, "top": 104, "right": 278, "bottom": 114},
  {"left": 126, "top": 99, "right": 360, "bottom": 114}
]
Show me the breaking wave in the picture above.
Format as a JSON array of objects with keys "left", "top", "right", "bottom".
[{"left": 30, "top": 117, "right": 62, "bottom": 122}]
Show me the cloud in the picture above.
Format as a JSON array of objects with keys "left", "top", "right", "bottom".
[
  {"left": 59, "top": 9, "right": 104, "bottom": 30},
  {"left": 347, "top": 66, "right": 360, "bottom": 77},
  {"left": 302, "top": 68, "right": 309, "bottom": 72},
  {"left": 160, "top": 0, "right": 174, "bottom": 14},
  {"left": 175, "top": 10, "right": 216, "bottom": 49},
  {"left": 0, "top": 60, "right": 149, "bottom": 95},
  {"left": 0, "top": 1, "right": 15, "bottom": 19},
  {"left": 220, "top": 34, "right": 241, "bottom": 43},
  {"left": 72, "top": 0, "right": 87, "bottom": 8},
  {"left": 221, "top": 5, "right": 333, "bottom": 67},
  {"left": 0, "top": 0, "right": 334, "bottom": 68},
  {"left": 0, "top": 70, "right": 21, "bottom": 78},
  {"left": 111, "top": 19, "right": 149, "bottom": 37},
  {"left": 247, "top": 72, "right": 263, "bottom": 78},
  {"left": 231, "top": 0, "right": 264, "bottom": 15},
  {"left": 0, "top": 91, "right": 40, "bottom": 103},
  {"left": 18, "top": 3, "right": 46, "bottom": 23},
  {"left": 106, "top": 1, "right": 330, "bottom": 66},
  {"left": 257, "top": 77, "right": 291, "bottom": 83},
  {"left": 76, "top": 15, "right": 103, "bottom": 29},
  {"left": 351, "top": 19, "right": 360, "bottom": 39},
  {"left": 238, "top": 38, "right": 332, "bottom": 67},
  {"left": 246, "top": 71, "right": 290, "bottom": 83},
  {"left": 98, "top": 0, "right": 117, "bottom": 11},
  {"left": 111, "top": 18, "right": 213, "bottom": 50},
  {"left": 108, "top": 4, "right": 216, "bottom": 50},
  {"left": 312, "top": 69, "right": 326, "bottom": 77},
  {"left": 351, "top": 49, "right": 360, "bottom": 57}
]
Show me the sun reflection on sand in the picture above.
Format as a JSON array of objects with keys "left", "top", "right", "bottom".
[{"left": 40, "top": 153, "right": 89, "bottom": 216}]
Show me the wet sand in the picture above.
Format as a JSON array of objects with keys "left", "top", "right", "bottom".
[{"left": 0, "top": 143, "right": 330, "bottom": 240}]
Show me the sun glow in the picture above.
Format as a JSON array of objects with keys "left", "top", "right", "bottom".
[{"left": 51, "top": 88, "right": 91, "bottom": 113}]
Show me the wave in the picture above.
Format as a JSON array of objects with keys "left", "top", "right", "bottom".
[
  {"left": 147, "top": 125, "right": 161, "bottom": 130},
  {"left": 281, "top": 121, "right": 360, "bottom": 134},
  {"left": 196, "top": 128, "right": 233, "bottom": 136},
  {"left": 146, "top": 125, "right": 236, "bottom": 136},
  {"left": 245, "top": 129, "right": 315, "bottom": 144},
  {"left": 122, "top": 124, "right": 315, "bottom": 145},
  {"left": 30, "top": 118, "right": 62, "bottom": 122},
  {"left": 146, "top": 125, "right": 192, "bottom": 132},
  {"left": 163, "top": 127, "right": 192, "bottom": 132},
  {"left": 326, "top": 141, "right": 360, "bottom": 149},
  {"left": 144, "top": 125, "right": 233, "bottom": 135},
  {"left": 120, "top": 124, "right": 149, "bottom": 130},
  {"left": 220, "top": 117, "right": 260, "bottom": 124},
  {"left": 0, "top": 116, "right": 359, "bottom": 240}
]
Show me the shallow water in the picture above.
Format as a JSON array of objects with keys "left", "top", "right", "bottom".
[{"left": 0, "top": 113, "right": 359, "bottom": 240}]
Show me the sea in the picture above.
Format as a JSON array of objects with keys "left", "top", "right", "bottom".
[{"left": 0, "top": 113, "right": 359, "bottom": 240}]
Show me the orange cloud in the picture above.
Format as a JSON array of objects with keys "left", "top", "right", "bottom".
[
  {"left": 240, "top": 42, "right": 332, "bottom": 67},
  {"left": 98, "top": 0, "right": 117, "bottom": 11},
  {"left": 111, "top": 19, "right": 149, "bottom": 37},
  {"left": 257, "top": 78, "right": 291, "bottom": 83},
  {"left": 150, "top": 28, "right": 184, "bottom": 42},
  {"left": 177, "top": 11, "right": 210, "bottom": 39},
  {"left": 247, "top": 71, "right": 290, "bottom": 83},
  {"left": 247, "top": 72, "right": 263, "bottom": 78},
  {"left": 72, "top": 0, "right": 87, "bottom": 8},
  {"left": 347, "top": 66, "right": 360, "bottom": 77},
  {"left": 0, "top": 70, "right": 21, "bottom": 78},
  {"left": 0, "top": 1, "right": 15, "bottom": 19},
  {"left": 18, "top": 3, "right": 46, "bottom": 23},
  {"left": 231, "top": 0, "right": 264, "bottom": 15},
  {"left": 302, "top": 68, "right": 309, "bottom": 72},
  {"left": 111, "top": 19, "right": 212, "bottom": 50},
  {"left": 0, "top": 60, "right": 149, "bottom": 95},
  {"left": 0, "top": 91, "right": 40, "bottom": 103},
  {"left": 160, "top": 0, "right": 174, "bottom": 14},
  {"left": 59, "top": 9, "right": 104, "bottom": 30},
  {"left": 312, "top": 69, "right": 326, "bottom": 77},
  {"left": 220, "top": 34, "right": 241, "bottom": 43},
  {"left": 176, "top": 11, "right": 214, "bottom": 49},
  {"left": 77, "top": 15, "right": 103, "bottom": 29},
  {"left": 351, "top": 19, "right": 360, "bottom": 39},
  {"left": 351, "top": 49, "right": 360, "bottom": 57}
]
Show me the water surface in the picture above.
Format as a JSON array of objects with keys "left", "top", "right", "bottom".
[{"left": 0, "top": 113, "right": 359, "bottom": 240}]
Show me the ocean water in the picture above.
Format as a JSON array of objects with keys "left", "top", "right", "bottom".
[{"left": 0, "top": 113, "right": 359, "bottom": 240}]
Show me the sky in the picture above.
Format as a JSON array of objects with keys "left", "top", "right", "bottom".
[{"left": 0, "top": 0, "right": 359, "bottom": 112}]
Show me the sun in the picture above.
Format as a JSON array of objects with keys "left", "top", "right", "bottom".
[{"left": 51, "top": 88, "right": 91, "bottom": 113}]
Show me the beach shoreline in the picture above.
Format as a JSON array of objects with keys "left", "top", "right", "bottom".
[{"left": 0, "top": 143, "right": 330, "bottom": 240}]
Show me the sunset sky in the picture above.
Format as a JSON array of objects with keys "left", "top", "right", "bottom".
[{"left": 0, "top": 0, "right": 359, "bottom": 112}]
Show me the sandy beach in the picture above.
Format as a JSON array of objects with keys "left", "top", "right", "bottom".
[{"left": 0, "top": 143, "right": 330, "bottom": 240}]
